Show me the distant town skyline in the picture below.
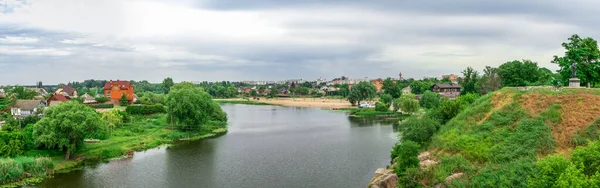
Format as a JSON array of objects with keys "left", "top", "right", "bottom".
[{"left": 3, "top": 0, "right": 597, "bottom": 85}]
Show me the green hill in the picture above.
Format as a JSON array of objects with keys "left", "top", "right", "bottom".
[{"left": 396, "top": 88, "right": 600, "bottom": 187}]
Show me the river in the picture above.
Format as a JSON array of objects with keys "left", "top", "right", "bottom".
[{"left": 34, "top": 104, "right": 399, "bottom": 188}]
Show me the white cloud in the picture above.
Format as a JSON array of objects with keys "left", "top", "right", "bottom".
[
  {"left": 0, "top": 36, "right": 39, "bottom": 44},
  {"left": 0, "top": 45, "right": 72, "bottom": 56}
]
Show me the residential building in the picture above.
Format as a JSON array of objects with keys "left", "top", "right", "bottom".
[
  {"left": 28, "top": 88, "right": 49, "bottom": 97},
  {"left": 47, "top": 93, "right": 68, "bottom": 107},
  {"left": 104, "top": 80, "right": 135, "bottom": 105},
  {"left": 55, "top": 85, "right": 78, "bottom": 99},
  {"left": 402, "top": 87, "right": 411, "bottom": 94},
  {"left": 11, "top": 100, "right": 46, "bottom": 118},
  {"left": 81, "top": 93, "right": 98, "bottom": 104},
  {"left": 432, "top": 84, "right": 461, "bottom": 99}
]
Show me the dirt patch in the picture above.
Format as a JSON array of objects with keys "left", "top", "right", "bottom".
[
  {"left": 478, "top": 92, "right": 513, "bottom": 123},
  {"left": 521, "top": 93, "right": 600, "bottom": 151}
]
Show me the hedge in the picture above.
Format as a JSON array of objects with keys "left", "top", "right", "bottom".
[
  {"left": 88, "top": 104, "right": 114, "bottom": 109},
  {"left": 126, "top": 105, "right": 166, "bottom": 115}
]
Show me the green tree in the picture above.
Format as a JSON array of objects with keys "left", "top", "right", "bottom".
[
  {"left": 0, "top": 97, "right": 11, "bottom": 111},
  {"left": 120, "top": 93, "right": 128, "bottom": 106},
  {"left": 399, "top": 94, "right": 419, "bottom": 114},
  {"left": 477, "top": 66, "right": 502, "bottom": 94},
  {"left": 409, "top": 81, "right": 433, "bottom": 94},
  {"left": 438, "top": 98, "right": 461, "bottom": 123},
  {"left": 552, "top": 34, "right": 600, "bottom": 88},
  {"left": 33, "top": 101, "right": 106, "bottom": 160},
  {"left": 461, "top": 67, "right": 480, "bottom": 95},
  {"left": 7, "top": 86, "right": 38, "bottom": 100},
  {"left": 101, "top": 109, "right": 123, "bottom": 133},
  {"left": 269, "top": 88, "right": 278, "bottom": 98},
  {"left": 249, "top": 90, "right": 258, "bottom": 97},
  {"left": 166, "top": 83, "right": 226, "bottom": 130},
  {"left": 392, "top": 98, "right": 402, "bottom": 112},
  {"left": 162, "top": 77, "right": 175, "bottom": 94},
  {"left": 347, "top": 82, "right": 377, "bottom": 106},
  {"left": 400, "top": 117, "right": 440, "bottom": 144},
  {"left": 382, "top": 78, "right": 401, "bottom": 98},
  {"left": 420, "top": 90, "right": 440, "bottom": 109},
  {"left": 296, "top": 87, "right": 310, "bottom": 95},
  {"left": 498, "top": 60, "right": 542, "bottom": 86},
  {"left": 95, "top": 96, "right": 108, "bottom": 103},
  {"left": 379, "top": 93, "right": 393, "bottom": 105},
  {"left": 554, "top": 165, "right": 589, "bottom": 188}
]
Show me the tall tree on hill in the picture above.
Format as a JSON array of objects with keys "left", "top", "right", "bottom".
[
  {"left": 162, "top": 77, "right": 175, "bottom": 94},
  {"left": 477, "top": 66, "right": 502, "bottom": 94},
  {"left": 347, "top": 81, "right": 377, "bottom": 106},
  {"left": 552, "top": 34, "right": 600, "bottom": 88},
  {"left": 460, "top": 67, "right": 479, "bottom": 95},
  {"left": 382, "top": 78, "right": 402, "bottom": 98},
  {"left": 498, "top": 60, "right": 541, "bottom": 86}
]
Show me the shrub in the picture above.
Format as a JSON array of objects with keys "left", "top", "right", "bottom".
[
  {"left": 471, "top": 158, "right": 534, "bottom": 187},
  {"left": 420, "top": 90, "right": 440, "bottom": 109},
  {"left": 400, "top": 117, "right": 440, "bottom": 145},
  {"left": 0, "top": 131, "right": 26, "bottom": 157},
  {"left": 0, "top": 157, "right": 53, "bottom": 184},
  {"left": 89, "top": 103, "right": 115, "bottom": 108},
  {"left": 375, "top": 102, "right": 389, "bottom": 112},
  {"left": 95, "top": 96, "right": 108, "bottom": 104},
  {"left": 391, "top": 141, "right": 420, "bottom": 175},
  {"left": 571, "top": 141, "right": 600, "bottom": 176},
  {"left": 555, "top": 165, "right": 589, "bottom": 188},
  {"left": 433, "top": 155, "right": 474, "bottom": 184},
  {"left": 528, "top": 154, "right": 573, "bottom": 187},
  {"left": 126, "top": 104, "right": 166, "bottom": 115},
  {"left": 399, "top": 94, "right": 420, "bottom": 114}
]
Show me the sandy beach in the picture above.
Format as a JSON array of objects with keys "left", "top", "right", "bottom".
[{"left": 223, "top": 98, "right": 356, "bottom": 108}]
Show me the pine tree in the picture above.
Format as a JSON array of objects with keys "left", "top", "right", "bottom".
[{"left": 120, "top": 93, "right": 129, "bottom": 106}]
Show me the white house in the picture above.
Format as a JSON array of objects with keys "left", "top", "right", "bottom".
[
  {"left": 11, "top": 100, "right": 46, "bottom": 118},
  {"left": 81, "top": 93, "right": 97, "bottom": 104}
]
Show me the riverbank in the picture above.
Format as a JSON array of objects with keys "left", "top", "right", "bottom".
[
  {"left": 1, "top": 114, "right": 227, "bottom": 187},
  {"left": 215, "top": 98, "right": 355, "bottom": 108}
]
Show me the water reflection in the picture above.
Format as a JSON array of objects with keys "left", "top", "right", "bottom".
[{"left": 34, "top": 104, "right": 398, "bottom": 188}]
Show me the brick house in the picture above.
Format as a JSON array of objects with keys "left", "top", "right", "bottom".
[{"left": 104, "top": 80, "right": 135, "bottom": 105}]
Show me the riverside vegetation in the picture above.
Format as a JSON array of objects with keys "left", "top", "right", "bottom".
[
  {"left": 0, "top": 82, "right": 228, "bottom": 186},
  {"left": 389, "top": 88, "right": 600, "bottom": 187}
]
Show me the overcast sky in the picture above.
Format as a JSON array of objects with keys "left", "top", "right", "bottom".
[{"left": 1, "top": 0, "right": 599, "bottom": 85}]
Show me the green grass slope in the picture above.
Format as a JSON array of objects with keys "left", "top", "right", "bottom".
[{"left": 414, "top": 88, "right": 600, "bottom": 187}]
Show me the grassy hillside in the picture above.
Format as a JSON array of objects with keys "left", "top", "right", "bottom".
[{"left": 399, "top": 88, "right": 600, "bottom": 187}]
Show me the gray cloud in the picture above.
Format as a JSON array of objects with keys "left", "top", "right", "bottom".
[{"left": 0, "top": 0, "right": 598, "bottom": 85}]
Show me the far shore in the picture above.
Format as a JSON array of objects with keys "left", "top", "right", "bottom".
[{"left": 215, "top": 97, "right": 356, "bottom": 109}]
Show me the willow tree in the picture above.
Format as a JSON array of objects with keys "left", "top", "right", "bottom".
[
  {"left": 347, "top": 81, "right": 377, "bottom": 106},
  {"left": 34, "top": 101, "right": 105, "bottom": 160},
  {"left": 166, "top": 83, "right": 227, "bottom": 130}
]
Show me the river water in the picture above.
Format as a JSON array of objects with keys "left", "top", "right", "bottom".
[{"left": 34, "top": 104, "right": 399, "bottom": 188}]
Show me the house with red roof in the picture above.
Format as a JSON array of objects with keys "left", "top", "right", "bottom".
[
  {"left": 104, "top": 80, "right": 135, "bottom": 105},
  {"left": 54, "top": 85, "right": 78, "bottom": 99},
  {"left": 47, "top": 93, "right": 68, "bottom": 107}
]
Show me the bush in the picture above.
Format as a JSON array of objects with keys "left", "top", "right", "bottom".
[
  {"left": 471, "top": 158, "right": 534, "bottom": 187},
  {"left": 571, "top": 141, "right": 600, "bottom": 176},
  {"left": 0, "top": 131, "right": 26, "bottom": 157},
  {"left": 95, "top": 96, "right": 108, "bottom": 103},
  {"left": 375, "top": 102, "right": 389, "bottom": 112},
  {"left": 89, "top": 103, "right": 114, "bottom": 108},
  {"left": 529, "top": 154, "right": 573, "bottom": 187},
  {"left": 433, "top": 155, "right": 474, "bottom": 184},
  {"left": 391, "top": 141, "right": 420, "bottom": 175},
  {"left": 420, "top": 90, "right": 440, "bottom": 109},
  {"left": 0, "top": 157, "right": 53, "bottom": 184},
  {"left": 126, "top": 104, "right": 166, "bottom": 115},
  {"left": 400, "top": 117, "right": 440, "bottom": 145}
]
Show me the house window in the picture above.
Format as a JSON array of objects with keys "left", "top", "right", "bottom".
[{"left": 113, "top": 86, "right": 119, "bottom": 90}]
